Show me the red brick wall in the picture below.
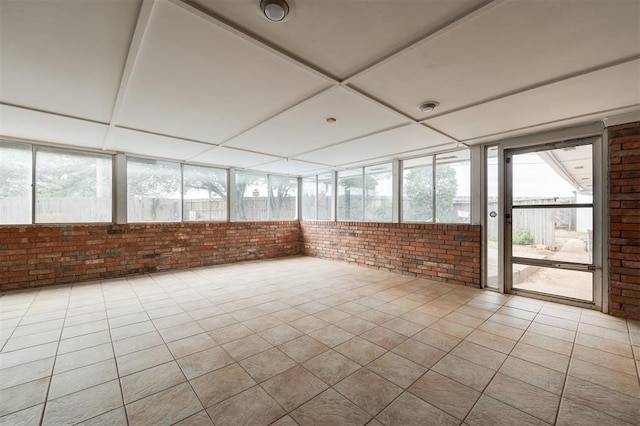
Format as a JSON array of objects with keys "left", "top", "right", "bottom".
[
  {"left": 300, "top": 221, "right": 481, "bottom": 288},
  {"left": 609, "top": 121, "right": 640, "bottom": 319},
  {"left": 0, "top": 222, "right": 301, "bottom": 291}
]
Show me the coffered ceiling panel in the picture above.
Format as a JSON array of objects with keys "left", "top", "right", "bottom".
[
  {"left": 295, "top": 124, "right": 456, "bottom": 166},
  {"left": 196, "top": 0, "right": 486, "bottom": 79},
  {"left": 0, "top": 106, "right": 108, "bottom": 149},
  {"left": 105, "top": 128, "right": 213, "bottom": 161},
  {"left": 224, "top": 87, "right": 409, "bottom": 157},
  {"left": 426, "top": 60, "right": 640, "bottom": 142},
  {"left": 251, "top": 159, "right": 330, "bottom": 175},
  {"left": 351, "top": 0, "right": 640, "bottom": 120},
  {"left": 116, "top": 0, "right": 329, "bottom": 144},
  {"left": 189, "top": 147, "right": 280, "bottom": 169},
  {"left": 0, "top": 0, "right": 141, "bottom": 123}
]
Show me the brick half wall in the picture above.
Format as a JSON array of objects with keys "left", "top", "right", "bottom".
[
  {"left": 300, "top": 221, "right": 481, "bottom": 287},
  {"left": 0, "top": 222, "right": 301, "bottom": 291},
  {"left": 609, "top": 121, "right": 640, "bottom": 319}
]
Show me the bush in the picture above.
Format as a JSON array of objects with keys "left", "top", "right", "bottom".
[{"left": 513, "top": 229, "right": 534, "bottom": 245}]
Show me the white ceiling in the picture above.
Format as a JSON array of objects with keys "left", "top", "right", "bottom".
[{"left": 1, "top": 0, "right": 639, "bottom": 176}]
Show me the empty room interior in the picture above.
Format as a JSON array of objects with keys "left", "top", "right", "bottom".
[{"left": 1, "top": 0, "right": 640, "bottom": 425}]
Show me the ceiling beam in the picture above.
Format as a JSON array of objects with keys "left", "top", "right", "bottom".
[{"left": 101, "top": 0, "right": 155, "bottom": 151}]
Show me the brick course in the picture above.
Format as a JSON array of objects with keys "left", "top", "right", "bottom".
[
  {"left": 300, "top": 221, "right": 481, "bottom": 288},
  {"left": 0, "top": 222, "right": 301, "bottom": 291},
  {"left": 609, "top": 121, "right": 640, "bottom": 319}
]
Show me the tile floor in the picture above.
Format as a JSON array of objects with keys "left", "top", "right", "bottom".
[{"left": 1, "top": 256, "right": 639, "bottom": 425}]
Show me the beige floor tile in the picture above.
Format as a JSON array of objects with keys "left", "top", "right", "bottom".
[
  {"left": 465, "top": 329, "right": 517, "bottom": 354},
  {"left": 409, "top": 370, "right": 480, "bottom": 420},
  {"left": 337, "top": 302, "right": 369, "bottom": 316},
  {"left": 521, "top": 331, "right": 574, "bottom": 356},
  {"left": 335, "top": 337, "right": 386, "bottom": 366},
  {"left": 443, "top": 311, "right": 485, "bottom": 328},
  {"left": 309, "top": 325, "right": 355, "bottom": 347},
  {"left": 74, "top": 407, "right": 128, "bottom": 425},
  {"left": 456, "top": 304, "right": 496, "bottom": 320},
  {"left": 478, "top": 321, "right": 525, "bottom": 340},
  {"left": 314, "top": 308, "right": 352, "bottom": 324},
  {"left": 556, "top": 398, "right": 634, "bottom": 426},
  {"left": 291, "top": 388, "right": 371, "bottom": 426},
  {"left": 367, "top": 351, "right": 426, "bottom": 388},
  {"left": 172, "top": 410, "right": 213, "bottom": 426},
  {"left": 356, "top": 309, "right": 395, "bottom": 325},
  {"left": 259, "top": 324, "right": 304, "bottom": 346},
  {"left": 572, "top": 344, "right": 637, "bottom": 375},
  {"left": 177, "top": 345, "right": 235, "bottom": 380},
  {"left": 499, "top": 357, "right": 566, "bottom": 395},
  {"left": 334, "top": 368, "right": 402, "bottom": 416},
  {"left": 221, "top": 334, "right": 272, "bottom": 361},
  {"left": 360, "top": 326, "right": 406, "bottom": 350},
  {"left": 0, "top": 357, "right": 54, "bottom": 391},
  {"left": 0, "top": 403, "right": 44, "bottom": 426},
  {"left": 336, "top": 317, "right": 377, "bottom": 335},
  {"left": 578, "top": 323, "right": 631, "bottom": 344},
  {"left": 11, "top": 319, "right": 63, "bottom": 338},
  {"left": 271, "top": 307, "right": 307, "bottom": 322},
  {"left": 487, "top": 312, "right": 531, "bottom": 330},
  {"left": 534, "top": 314, "right": 578, "bottom": 331},
  {"left": 126, "top": 382, "right": 202, "bottom": 426},
  {"left": 450, "top": 340, "right": 507, "bottom": 371},
  {"left": 485, "top": 373, "right": 561, "bottom": 424},
  {"left": 167, "top": 333, "right": 217, "bottom": 359},
  {"left": 112, "top": 331, "right": 164, "bottom": 357},
  {"left": 580, "top": 312, "right": 629, "bottom": 332},
  {"left": 528, "top": 322, "right": 576, "bottom": 342},
  {"left": 159, "top": 321, "right": 205, "bottom": 343},
  {"left": 391, "top": 338, "right": 447, "bottom": 368},
  {"left": 568, "top": 358, "right": 640, "bottom": 398},
  {"left": 239, "top": 347, "right": 297, "bottom": 382},
  {"left": 303, "top": 350, "right": 360, "bottom": 386},
  {"left": 121, "top": 361, "right": 186, "bottom": 404},
  {"left": 575, "top": 332, "right": 634, "bottom": 358},
  {"left": 42, "top": 380, "right": 123, "bottom": 426},
  {"left": 432, "top": 354, "right": 495, "bottom": 392},
  {"left": 466, "top": 395, "right": 548, "bottom": 426},
  {"left": 262, "top": 365, "right": 328, "bottom": 411},
  {"left": 382, "top": 317, "right": 424, "bottom": 337},
  {"left": 117, "top": 345, "right": 172, "bottom": 377},
  {"left": 496, "top": 306, "right": 537, "bottom": 321},
  {"left": 242, "top": 315, "right": 283, "bottom": 333},
  {"left": 270, "top": 415, "right": 298, "bottom": 426},
  {"left": 279, "top": 335, "right": 330, "bottom": 363},
  {"left": 190, "top": 363, "right": 256, "bottom": 408},
  {"left": 57, "top": 330, "right": 111, "bottom": 355},
  {"left": 197, "top": 314, "right": 238, "bottom": 332},
  {"left": 563, "top": 376, "right": 640, "bottom": 425},
  {"left": 412, "top": 327, "right": 461, "bottom": 351},
  {"left": 0, "top": 342, "right": 58, "bottom": 370},
  {"left": 376, "top": 391, "right": 459, "bottom": 426},
  {"left": 208, "top": 323, "right": 253, "bottom": 345},
  {"left": 2, "top": 329, "right": 61, "bottom": 352},
  {"left": 186, "top": 306, "right": 224, "bottom": 322},
  {"left": 0, "top": 377, "right": 49, "bottom": 417},
  {"left": 54, "top": 343, "right": 114, "bottom": 374},
  {"left": 49, "top": 358, "right": 118, "bottom": 399},
  {"left": 207, "top": 386, "right": 285, "bottom": 426},
  {"left": 110, "top": 321, "right": 156, "bottom": 341},
  {"left": 152, "top": 313, "right": 193, "bottom": 330},
  {"left": 511, "top": 341, "right": 570, "bottom": 373}
]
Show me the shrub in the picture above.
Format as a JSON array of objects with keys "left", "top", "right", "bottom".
[{"left": 513, "top": 228, "right": 534, "bottom": 245}]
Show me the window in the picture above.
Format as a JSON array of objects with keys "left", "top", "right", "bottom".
[
  {"left": 317, "top": 173, "right": 332, "bottom": 220},
  {"left": 183, "top": 165, "right": 227, "bottom": 221},
  {"left": 403, "top": 156, "right": 433, "bottom": 222},
  {"left": 364, "top": 164, "right": 392, "bottom": 222},
  {"left": 302, "top": 173, "right": 333, "bottom": 221},
  {"left": 0, "top": 142, "right": 32, "bottom": 224},
  {"left": 436, "top": 150, "right": 470, "bottom": 223},
  {"left": 269, "top": 175, "right": 298, "bottom": 220},
  {"left": 127, "top": 158, "right": 181, "bottom": 222},
  {"left": 402, "top": 150, "right": 470, "bottom": 223},
  {"left": 35, "top": 147, "right": 112, "bottom": 223},
  {"left": 302, "top": 177, "right": 317, "bottom": 220},
  {"left": 235, "top": 171, "right": 297, "bottom": 221},
  {"left": 337, "top": 169, "right": 363, "bottom": 221}
]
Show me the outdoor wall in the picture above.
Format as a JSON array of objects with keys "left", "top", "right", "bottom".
[
  {"left": 609, "top": 121, "right": 640, "bottom": 319},
  {"left": 0, "top": 222, "right": 301, "bottom": 291},
  {"left": 300, "top": 221, "right": 481, "bottom": 287}
]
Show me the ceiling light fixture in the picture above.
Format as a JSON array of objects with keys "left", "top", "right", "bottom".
[
  {"left": 325, "top": 117, "right": 337, "bottom": 124},
  {"left": 260, "top": 0, "right": 290, "bottom": 22},
  {"left": 417, "top": 101, "right": 439, "bottom": 113}
]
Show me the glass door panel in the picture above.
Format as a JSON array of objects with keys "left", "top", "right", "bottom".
[
  {"left": 506, "top": 141, "right": 595, "bottom": 303},
  {"left": 486, "top": 147, "right": 499, "bottom": 289}
]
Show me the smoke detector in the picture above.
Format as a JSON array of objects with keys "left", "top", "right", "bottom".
[
  {"left": 417, "top": 101, "right": 439, "bottom": 113},
  {"left": 260, "top": 0, "right": 291, "bottom": 22}
]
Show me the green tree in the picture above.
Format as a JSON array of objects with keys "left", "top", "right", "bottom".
[
  {"left": 338, "top": 174, "right": 378, "bottom": 220},
  {"left": 404, "top": 165, "right": 457, "bottom": 222}
]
